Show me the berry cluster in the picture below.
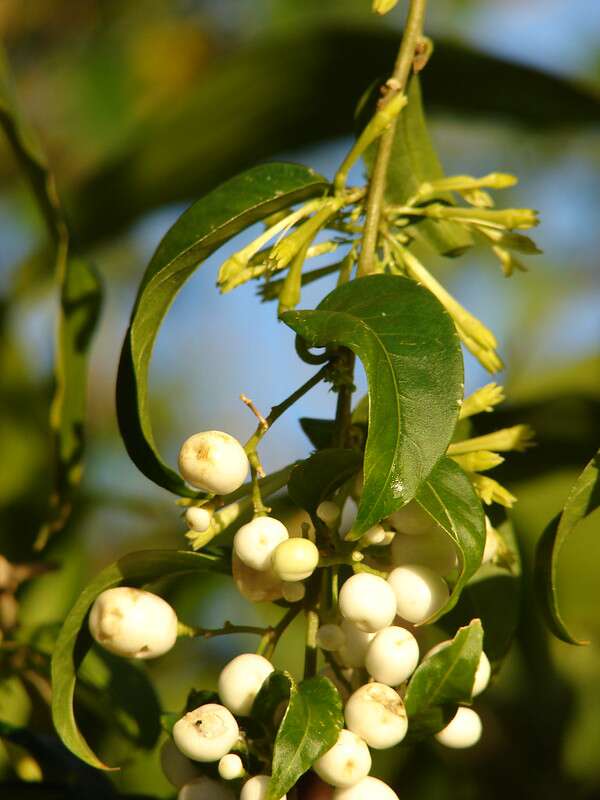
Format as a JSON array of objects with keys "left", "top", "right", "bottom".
[{"left": 87, "top": 430, "right": 499, "bottom": 799}]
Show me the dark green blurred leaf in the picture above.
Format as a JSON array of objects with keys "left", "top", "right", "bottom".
[
  {"left": 441, "top": 516, "right": 521, "bottom": 665},
  {"left": 283, "top": 274, "right": 463, "bottom": 536},
  {"left": 415, "top": 457, "right": 486, "bottom": 621},
  {"left": 252, "top": 670, "right": 292, "bottom": 731},
  {"left": 116, "top": 162, "right": 329, "bottom": 496},
  {"left": 269, "top": 675, "right": 342, "bottom": 800},
  {"left": 298, "top": 417, "right": 336, "bottom": 450},
  {"left": 51, "top": 549, "right": 228, "bottom": 769},
  {"left": 404, "top": 619, "right": 483, "bottom": 740},
  {"left": 288, "top": 449, "right": 362, "bottom": 514},
  {"left": 65, "top": 26, "right": 600, "bottom": 246},
  {"left": 534, "top": 449, "right": 600, "bottom": 645}
]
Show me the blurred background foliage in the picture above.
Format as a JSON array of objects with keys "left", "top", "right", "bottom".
[{"left": 0, "top": 0, "right": 599, "bottom": 797}]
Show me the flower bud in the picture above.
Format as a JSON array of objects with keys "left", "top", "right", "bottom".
[
  {"left": 241, "top": 774, "right": 286, "bottom": 800},
  {"left": 88, "top": 587, "right": 177, "bottom": 659},
  {"left": 185, "top": 506, "right": 212, "bottom": 533},
  {"left": 338, "top": 573, "right": 396, "bottom": 633},
  {"left": 482, "top": 517, "right": 499, "bottom": 565},
  {"left": 372, "top": 0, "right": 399, "bottom": 14},
  {"left": 272, "top": 538, "right": 319, "bottom": 582},
  {"left": 219, "top": 753, "right": 245, "bottom": 780},
  {"left": 218, "top": 653, "right": 274, "bottom": 716},
  {"left": 365, "top": 626, "right": 419, "bottom": 686},
  {"left": 178, "top": 431, "right": 249, "bottom": 495},
  {"left": 344, "top": 683, "right": 407, "bottom": 749},
  {"left": 173, "top": 704, "right": 239, "bottom": 762},
  {"left": 435, "top": 706, "right": 482, "bottom": 749},
  {"left": 333, "top": 776, "right": 399, "bottom": 800},
  {"left": 234, "top": 516, "right": 289, "bottom": 571},
  {"left": 313, "top": 729, "right": 371, "bottom": 787},
  {"left": 387, "top": 565, "right": 449, "bottom": 624},
  {"left": 316, "top": 624, "right": 346, "bottom": 652},
  {"left": 316, "top": 501, "right": 341, "bottom": 527},
  {"left": 178, "top": 776, "right": 235, "bottom": 800},
  {"left": 391, "top": 528, "right": 459, "bottom": 576}
]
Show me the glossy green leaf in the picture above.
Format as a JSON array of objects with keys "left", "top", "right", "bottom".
[
  {"left": 534, "top": 449, "right": 600, "bottom": 645},
  {"left": 288, "top": 449, "right": 362, "bottom": 514},
  {"left": 362, "top": 76, "right": 473, "bottom": 257},
  {"left": 116, "top": 162, "right": 328, "bottom": 496},
  {"left": 252, "top": 670, "right": 293, "bottom": 731},
  {"left": 441, "top": 515, "right": 521, "bottom": 664},
  {"left": 404, "top": 619, "right": 483, "bottom": 740},
  {"left": 268, "top": 675, "right": 343, "bottom": 800},
  {"left": 0, "top": 47, "right": 102, "bottom": 549},
  {"left": 415, "top": 457, "right": 486, "bottom": 621},
  {"left": 51, "top": 549, "right": 228, "bottom": 769},
  {"left": 283, "top": 274, "right": 463, "bottom": 536}
]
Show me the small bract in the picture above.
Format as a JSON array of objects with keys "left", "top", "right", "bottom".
[
  {"left": 218, "top": 653, "right": 274, "bottom": 716},
  {"left": 89, "top": 587, "right": 178, "bottom": 659},
  {"left": 332, "top": 776, "right": 400, "bottom": 800},
  {"left": 344, "top": 682, "right": 408, "bottom": 749},
  {"left": 435, "top": 706, "right": 482, "bottom": 749},
  {"left": 178, "top": 431, "right": 249, "bottom": 495},
  {"left": 387, "top": 564, "right": 449, "bottom": 624},
  {"left": 313, "top": 729, "right": 371, "bottom": 787},
  {"left": 338, "top": 573, "right": 397, "bottom": 633},
  {"left": 173, "top": 704, "right": 239, "bottom": 762},
  {"left": 234, "top": 516, "right": 289, "bottom": 571},
  {"left": 365, "top": 626, "right": 419, "bottom": 686}
]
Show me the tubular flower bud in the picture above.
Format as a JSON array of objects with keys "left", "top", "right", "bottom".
[
  {"left": 482, "top": 517, "right": 499, "bottom": 564},
  {"left": 218, "top": 653, "right": 274, "bottom": 716},
  {"left": 89, "top": 587, "right": 177, "bottom": 659},
  {"left": 185, "top": 506, "right": 212, "bottom": 533},
  {"left": 234, "top": 516, "right": 289, "bottom": 571},
  {"left": 365, "top": 626, "right": 420, "bottom": 686},
  {"left": 316, "top": 624, "right": 346, "bottom": 652},
  {"left": 387, "top": 565, "right": 449, "bottom": 624},
  {"left": 173, "top": 704, "right": 239, "bottom": 762},
  {"left": 241, "top": 775, "right": 286, "bottom": 800},
  {"left": 435, "top": 707, "right": 482, "bottom": 749},
  {"left": 272, "top": 538, "right": 319, "bottom": 582},
  {"left": 338, "top": 573, "right": 397, "bottom": 633},
  {"left": 178, "top": 431, "right": 249, "bottom": 495},
  {"left": 333, "top": 776, "right": 400, "bottom": 800},
  {"left": 313, "top": 729, "right": 371, "bottom": 787},
  {"left": 459, "top": 383, "right": 505, "bottom": 420},
  {"left": 344, "top": 683, "right": 408, "bottom": 749}
]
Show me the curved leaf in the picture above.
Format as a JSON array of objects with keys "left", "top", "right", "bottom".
[
  {"left": 534, "top": 449, "right": 600, "bottom": 645},
  {"left": 268, "top": 675, "right": 343, "bottom": 800},
  {"left": 288, "top": 449, "right": 362, "bottom": 515},
  {"left": 282, "top": 274, "right": 463, "bottom": 535},
  {"left": 116, "top": 162, "right": 328, "bottom": 495},
  {"left": 404, "top": 618, "right": 483, "bottom": 740},
  {"left": 252, "top": 670, "right": 293, "bottom": 731},
  {"left": 415, "top": 457, "right": 486, "bottom": 621},
  {"left": 51, "top": 549, "right": 228, "bottom": 769}
]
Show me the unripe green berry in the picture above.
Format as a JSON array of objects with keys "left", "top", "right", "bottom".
[{"left": 271, "top": 538, "right": 319, "bottom": 582}]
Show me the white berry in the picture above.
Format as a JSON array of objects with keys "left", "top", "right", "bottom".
[
  {"left": 173, "top": 704, "right": 239, "bottom": 762},
  {"left": 337, "top": 619, "right": 375, "bottom": 668},
  {"left": 482, "top": 516, "right": 499, "bottom": 564},
  {"left": 435, "top": 706, "right": 482, "bottom": 748},
  {"left": 333, "top": 776, "right": 399, "bottom": 800},
  {"left": 391, "top": 528, "right": 458, "bottom": 576},
  {"left": 271, "top": 538, "right": 319, "bottom": 582},
  {"left": 178, "top": 431, "right": 249, "bottom": 495},
  {"left": 365, "top": 626, "right": 419, "bottom": 686},
  {"left": 241, "top": 775, "right": 286, "bottom": 800},
  {"left": 344, "top": 682, "right": 407, "bottom": 749},
  {"left": 219, "top": 753, "right": 245, "bottom": 780},
  {"left": 232, "top": 553, "right": 284, "bottom": 603},
  {"left": 282, "top": 581, "right": 306, "bottom": 602},
  {"left": 316, "top": 501, "right": 341, "bottom": 527},
  {"left": 387, "top": 500, "right": 436, "bottom": 536},
  {"left": 426, "top": 641, "right": 491, "bottom": 697},
  {"left": 234, "top": 516, "right": 289, "bottom": 571},
  {"left": 88, "top": 587, "right": 177, "bottom": 659},
  {"left": 361, "top": 523, "right": 386, "bottom": 546},
  {"left": 338, "top": 573, "right": 397, "bottom": 633},
  {"left": 160, "top": 739, "right": 200, "bottom": 789},
  {"left": 387, "top": 564, "right": 449, "bottom": 624},
  {"left": 313, "top": 728, "right": 371, "bottom": 787},
  {"left": 185, "top": 506, "right": 212, "bottom": 532},
  {"left": 178, "top": 776, "right": 235, "bottom": 800},
  {"left": 316, "top": 624, "right": 346, "bottom": 652},
  {"left": 218, "top": 653, "right": 274, "bottom": 716}
]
